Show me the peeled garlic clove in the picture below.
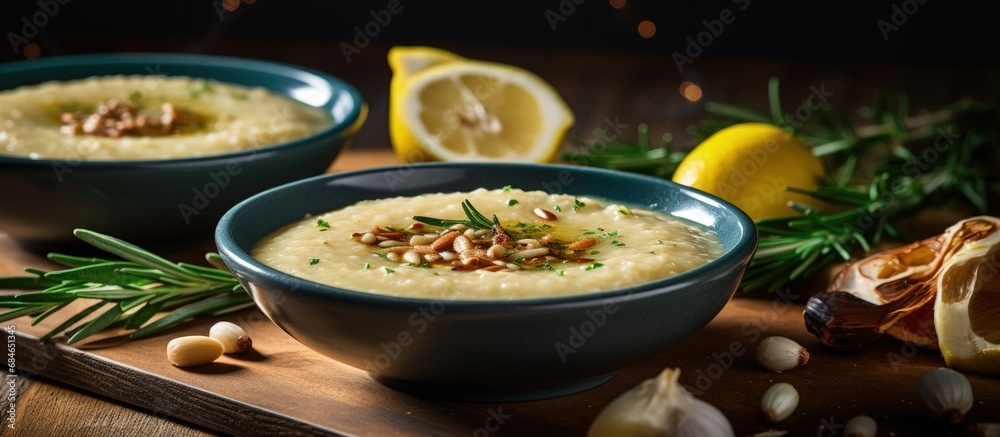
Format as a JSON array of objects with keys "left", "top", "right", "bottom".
[
  {"left": 756, "top": 336, "right": 809, "bottom": 372},
  {"left": 844, "top": 415, "right": 877, "bottom": 437},
  {"left": 209, "top": 321, "right": 253, "bottom": 354},
  {"left": 167, "top": 335, "right": 224, "bottom": 367},
  {"left": 919, "top": 367, "right": 974, "bottom": 425},
  {"left": 588, "top": 368, "right": 733, "bottom": 437},
  {"left": 761, "top": 382, "right": 799, "bottom": 423}
]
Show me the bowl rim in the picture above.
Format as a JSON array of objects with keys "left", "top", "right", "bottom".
[
  {"left": 216, "top": 162, "right": 758, "bottom": 309},
  {"left": 0, "top": 53, "right": 366, "bottom": 167}
]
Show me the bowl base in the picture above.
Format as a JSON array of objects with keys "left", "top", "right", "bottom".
[{"left": 369, "top": 371, "right": 618, "bottom": 402}]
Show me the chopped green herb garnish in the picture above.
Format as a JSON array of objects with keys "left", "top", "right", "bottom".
[
  {"left": 538, "top": 263, "right": 554, "bottom": 271},
  {"left": 573, "top": 199, "right": 586, "bottom": 212},
  {"left": 309, "top": 259, "right": 320, "bottom": 265},
  {"left": 316, "top": 219, "right": 330, "bottom": 230},
  {"left": 514, "top": 222, "right": 552, "bottom": 232},
  {"left": 128, "top": 90, "right": 143, "bottom": 104},
  {"left": 413, "top": 199, "right": 498, "bottom": 231},
  {"left": 583, "top": 230, "right": 597, "bottom": 235},
  {"left": 607, "top": 231, "right": 619, "bottom": 237},
  {"left": 590, "top": 251, "right": 601, "bottom": 255},
  {"left": 617, "top": 206, "right": 633, "bottom": 216},
  {"left": 202, "top": 80, "right": 214, "bottom": 93},
  {"left": 557, "top": 269, "right": 565, "bottom": 276},
  {"left": 502, "top": 185, "right": 513, "bottom": 192},
  {"left": 511, "top": 257, "right": 525, "bottom": 263},
  {"left": 188, "top": 90, "right": 200, "bottom": 99},
  {"left": 364, "top": 262, "right": 371, "bottom": 269},
  {"left": 585, "top": 262, "right": 604, "bottom": 271},
  {"left": 554, "top": 205, "right": 562, "bottom": 212},
  {"left": 611, "top": 240, "right": 625, "bottom": 247},
  {"left": 383, "top": 267, "right": 394, "bottom": 274},
  {"left": 507, "top": 199, "right": 519, "bottom": 206}
]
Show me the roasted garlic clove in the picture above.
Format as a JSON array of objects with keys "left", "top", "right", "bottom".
[
  {"left": 760, "top": 382, "right": 799, "bottom": 423},
  {"left": 805, "top": 216, "right": 1000, "bottom": 353},
  {"left": 755, "top": 336, "right": 809, "bottom": 372},
  {"left": 919, "top": 367, "right": 974, "bottom": 425}
]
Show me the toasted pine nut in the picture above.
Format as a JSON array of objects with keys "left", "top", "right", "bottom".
[
  {"left": 409, "top": 235, "right": 437, "bottom": 246},
  {"left": 460, "top": 248, "right": 488, "bottom": 261},
  {"left": 359, "top": 233, "right": 377, "bottom": 244},
  {"left": 479, "top": 265, "right": 505, "bottom": 272},
  {"left": 486, "top": 244, "right": 506, "bottom": 260},
  {"left": 448, "top": 224, "right": 468, "bottom": 231},
  {"left": 439, "top": 251, "right": 458, "bottom": 261},
  {"left": 453, "top": 235, "right": 474, "bottom": 253},
  {"left": 567, "top": 237, "right": 598, "bottom": 250},
  {"left": 424, "top": 253, "right": 443, "bottom": 263},
  {"left": 463, "top": 229, "right": 477, "bottom": 239},
  {"left": 506, "top": 263, "right": 521, "bottom": 271},
  {"left": 492, "top": 260, "right": 507, "bottom": 266},
  {"left": 378, "top": 240, "right": 408, "bottom": 248},
  {"left": 509, "top": 248, "right": 550, "bottom": 259},
  {"left": 386, "top": 252, "right": 400, "bottom": 261},
  {"left": 534, "top": 208, "right": 557, "bottom": 221},
  {"left": 474, "top": 229, "right": 491, "bottom": 238},
  {"left": 402, "top": 250, "right": 422, "bottom": 265}
]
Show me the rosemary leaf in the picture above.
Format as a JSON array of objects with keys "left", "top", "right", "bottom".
[{"left": 67, "top": 303, "right": 124, "bottom": 344}]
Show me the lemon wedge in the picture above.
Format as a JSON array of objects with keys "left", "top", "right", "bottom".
[
  {"left": 671, "top": 122, "right": 825, "bottom": 221},
  {"left": 935, "top": 217, "right": 1000, "bottom": 376},
  {"left": 388, "top": 46, "right": 574, "bottom": 163}
]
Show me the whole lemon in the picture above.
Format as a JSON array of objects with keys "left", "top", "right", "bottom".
[{"left": 672, "top": 123, "right": 825, "bottom": 221}]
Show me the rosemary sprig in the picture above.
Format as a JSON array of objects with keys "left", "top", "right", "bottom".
[
  {"left": 0, "top": 229, "right": 252, "bottom": 343},
  {"left": 413, "top": 199, "right": 501, "bottom": 231},
  {"left": 565, "top": 76, "right": 999, "bottom": 292}
]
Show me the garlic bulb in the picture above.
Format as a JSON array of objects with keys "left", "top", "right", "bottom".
[
  {"left": 760, "top": 382, "right": 799, "bottom": 422},
  {"left": 209, "top": 321, "right": 253, "bottom": 353},
  {"left": 919, "top": 367, "right": 973, "bottom": 425},
  {"left": 844, "top": 415, "right": 877, "bottom": 437},
  {"left": 588, "top": 368, "right": 734, "bottom": 437},
  {"left": 755, "top": 336, "right": 809, "bottom": 372}
]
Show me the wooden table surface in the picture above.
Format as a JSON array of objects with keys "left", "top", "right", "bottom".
[{"left": 1, "top": 41, "right": 998, "bottom": 436}]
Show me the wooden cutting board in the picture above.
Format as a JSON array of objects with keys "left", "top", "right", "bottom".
[
  {"left": 8, "top": 295, "right": 1000, "bottom": 436},
  {"left": 4, "top": 151, "right": 999, "bottom": 435}
]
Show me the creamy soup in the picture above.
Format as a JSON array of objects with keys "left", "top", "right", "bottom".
[
  {"left": 0, "top": 75, "right": 332, "bottom": 160},
  {"left": 251, "top": 188, "right": 723, "bottom": 300}
]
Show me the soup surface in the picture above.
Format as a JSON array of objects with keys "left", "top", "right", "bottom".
[
  {"left": 252, "top": 188, "right": 723, "bottom": 300},
  {"left": 0, "top": 75, "right": 332, "bottom": 160}
]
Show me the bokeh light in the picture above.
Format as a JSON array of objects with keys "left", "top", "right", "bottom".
[
  {"left": 679, "top": 81, "right": 703, "bottom": 102},
  {"left": 638, "top": 20, "right": 656, "bottom": 38},
  {"left": 609, "top": 0, "right": 627, "bottom": 9},
  {"left": 24, "top": 43, "right": 40, "bottom": 60}
]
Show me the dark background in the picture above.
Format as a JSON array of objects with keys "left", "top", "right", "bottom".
[{"left": 1, "top": 0, "right": 998, "bottom": 65}]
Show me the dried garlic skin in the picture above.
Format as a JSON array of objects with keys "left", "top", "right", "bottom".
[
  {"left": 588, "top": 368, "right": 733, "bottom": 437},
  {"left": 805, "top": 216, "right": 1000, "bottom": 357},
  {"left": 919, "top": 367, "right": 974, "bottom": 425},
  {"left": 167, "top": 335, "right": 224, "bottom": 367}
]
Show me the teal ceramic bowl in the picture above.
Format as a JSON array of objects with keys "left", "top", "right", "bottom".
[
  {"left": 0, "top": 53, "right": 366, "bottom": 249},
  {"left": 216, "top": 163, "right": 757, "bottom": 401}
]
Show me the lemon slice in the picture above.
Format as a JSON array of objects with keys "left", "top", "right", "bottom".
[
  {"left": 388, "top": 47, "right": 573, "bottom": 163},
  {"left": 671, "top": 122, "right": 825, "bottom": 221},
  {"left": 935, "top": 217, "right": 1000, "bottom": 376}
]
